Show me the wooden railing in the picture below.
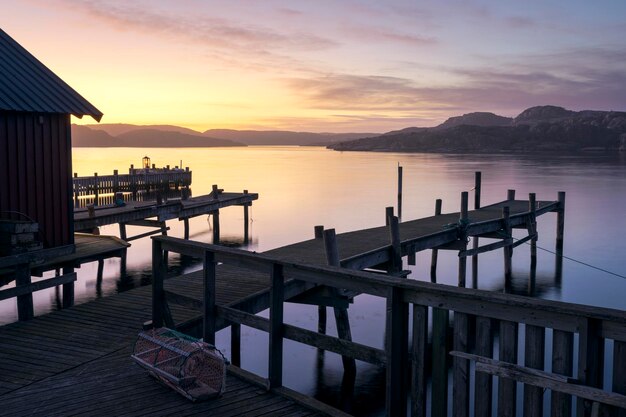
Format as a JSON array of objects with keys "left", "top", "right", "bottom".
[
  {"left": 72, "top": 168, "right": 192, "bottom": 205},
  {"left": 151, "top": 236, "right": 626, "bottom": 417},
  {"left": 0, "top": 245, "right": 77, "bottom": 320}
]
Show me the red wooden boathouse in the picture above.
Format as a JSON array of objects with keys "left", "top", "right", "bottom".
[{"left": 0, "top": 28, "right": 102, "bottom": 249}]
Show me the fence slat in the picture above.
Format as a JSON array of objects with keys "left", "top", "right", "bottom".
[
  {"left": 432, "top": 307, "right": 449, "bottom": 417},
  {"left": 411, "top": 305, "right": 428, "bottom": 417},
  {"left": 524, "top": 325, "right": 545, "bottom": 417},
  {"left": 577, "top": 318, "right": 604, "bottom": 417},
  {"left": 453, "top": 312, "right": 470, "bottom": 417},
  {"left": 551, "top": 330, "right": 574, "bottom": 417},
  {"left": 386, "top": 286, "right": 408, "bottom": 417},
  {"left": 498, "top": 320, "right": 518, "bottom": 417},
  {"left": 614, "top": 341, "right": 626, "bottom": 417},
  {"left": 475, "top": 316, "right": 493, "bottom": 417}
]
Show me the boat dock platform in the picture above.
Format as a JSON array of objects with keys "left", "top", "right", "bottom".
[{"left": 1, "top": 179, "right": 625, "bottom": 416}]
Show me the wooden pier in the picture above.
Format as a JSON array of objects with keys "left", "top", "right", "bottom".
[
  {"left": 1, "top": 177, "right": 624, "bottom": 416},
  {"left": 73, "top": 166, "right": 192, "bottom": 208}
]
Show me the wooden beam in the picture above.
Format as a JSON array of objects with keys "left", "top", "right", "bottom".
[
  {"left": 0, "top": 272, "right": 76, "bottom": 301},
  {"left": 126, "top": 227, "right": 170, "bottom": 242},
  {"left": 452, "top": 351, "right": 626, "bottom": 409},
  {"left": 459, "top": 238, "right": 513, "bottom": 258},
  {"left": 524, "top": 325, "right": 545, "bottom": 417},
  {"left": 498, "top": 320, "right": 518, "bottom": 417},
  {"left": 474, "top": 316, "right": 493, "bottom": 417},
  {"left": 215, "top": 305, "right": 386, "bottom": 366}
]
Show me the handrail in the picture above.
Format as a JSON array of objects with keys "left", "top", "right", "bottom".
[
  {"left": 152, "top": 235, "right": 626, "bottom": 339},
  {"left": 151, "top": 234, "right": 626, "bottom": 416}
]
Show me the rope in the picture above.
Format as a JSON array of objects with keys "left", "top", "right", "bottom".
[{"left": 495, "top": 230, "right": 626, "bottom": 280}]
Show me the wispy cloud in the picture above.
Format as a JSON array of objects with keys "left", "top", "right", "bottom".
[
  {"left": 42, "top": 0, "right": 338, "bottom": 64},
  {"left": 285, "top": 44, "right": 626, "bottom": 120},
  {"left": 343, "top": 25, "right": 437, "bottom": 47}
]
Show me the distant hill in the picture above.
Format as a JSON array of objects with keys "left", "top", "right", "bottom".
[
  {"left": 72, "top": 125, "right": 243, "bottom": 147},
  {"left": 328, "top": 106, "right": 626, "bottom": 154},
  {"left": 435, "top": 112, "right": 513, "bottom": 130},
  {"left": 203, "top": 129, "right": 376, "bottom": 146},
  {"left": 72, "top": 125, "right": 118, "bottom": 147},
  {"left": 86, "top": 123, "right": 202, "bottom": 137}
]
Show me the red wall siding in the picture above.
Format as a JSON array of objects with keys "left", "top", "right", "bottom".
[{"left": 0, "top": 111, "right": 73, "bottom": 248}]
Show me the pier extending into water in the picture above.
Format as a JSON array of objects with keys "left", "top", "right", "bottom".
[{"left": 1, "top": 173, "right": 624, "bottom": 416}]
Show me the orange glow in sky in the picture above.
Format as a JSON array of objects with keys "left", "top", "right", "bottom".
[{"left": 2, "top": 0, "right": 626, "bottom": 132}]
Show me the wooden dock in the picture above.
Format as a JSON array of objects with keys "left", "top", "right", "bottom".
[{"left": 0, "top": 186, "right": 580, "bottom": 416}]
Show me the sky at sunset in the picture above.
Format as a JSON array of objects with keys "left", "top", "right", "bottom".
[{"left": 2, "top": 0, "right": 626, "bottom": 132}]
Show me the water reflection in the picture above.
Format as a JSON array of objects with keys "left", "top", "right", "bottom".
[{"left": 1, "top": 147, "right": 624, "bottom": 416}]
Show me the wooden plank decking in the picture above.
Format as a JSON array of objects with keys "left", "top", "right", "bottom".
[{"left": 0, "top": 197, "right": 558, "bottom": 416}]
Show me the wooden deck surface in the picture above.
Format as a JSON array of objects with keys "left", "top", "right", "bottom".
[{"left": 0, "top": 198, "right": 556, "bottom": 416}]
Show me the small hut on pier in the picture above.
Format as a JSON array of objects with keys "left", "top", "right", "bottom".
[{"left": 0, "top": 28, "right": 102, "bottom": 250}]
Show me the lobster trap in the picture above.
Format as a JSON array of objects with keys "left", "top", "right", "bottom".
[{"left": 131, "top": 328, "right": 227, "bottom": 401}]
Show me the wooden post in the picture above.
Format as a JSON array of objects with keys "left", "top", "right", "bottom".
[
  {"left": 243, "top": 190, "right": 249, "bottom": 244},
  {"left": 498, "top": 320, "right": 518, "bottom": 417},
  {"left": 472, "top": 172, "right": 482, "bottom": 287},
  {"left": 431, "top": 308, "right": 449, "bottom": 417},
  {"left": 15, "top": 263, "right": 33, "bottom": 321},
  {"left": 231, "top": 323, "right": 241, "bottom": 367},
  {"left": 430, "top": 199, "right": 442, "bottom": 282},
  {"left": 613, "top": 341, "right": 626, "bottom": 417},
  {"left": 315, "top": 224, "right": 326, "bottom": 334},
  {"left": 119, "top": 222, "right": 127, "bottom": 241},
  {"left": 556, "top": 191, "right": 566, "bottom": 255},
  {"left": 397, "top": 165, "right": 403, "bottom": 221},
  {"left": 212, "top": 210, "right": 220, "bottom": 244},
  {"left": 385, "top": 206, "right": 394, "bottom": 226},
  {"left": 212, "top": 184, "right": 219, "bottom": 199},
  {"left": 93, "top": 172, "right": 99, "bottom": 205},
  {"left": 453, "top": 312, "right": 470, "bottom": 417},
  {"left": 151, "top": 239, "right": 165, "bottom": 328},
  {"left": 577, "top": 319, "right": 604, "bottom": 417},
  {"left": 268, "top": 263, "right": 284, "bottom": 389},
  {"left": 96, "top": 260, "right": 104, "bottom": 298},
  {"left": 113, "top": 169, "right": 119, "bottom": 193},
  {"left": 552, "top": 330, "right": 574, "bottom": 416},
  {"left": 507, "top": 189, "right": 516, "bottom": 201},
  {"left": 502, "top": 206, "right": 512, "bottom": 284},
  {"left": 323, "top": 229, "right": 357, "bottom": 374},
  {"left": 62, "top": 266, "right": 74, "bottom": 309},
  {"left": 388, "top": 215, "right": 402, "bottom": 274},
  {"left": 474, "top": 316, "right": 493, "bottom": 417},
  {"left": 385, "top": 286, "right": 408, "bottom": 417},
  {"left": 183, "top": 218, "right": 190, "bottom": 240},
  {"left": 458, "top": 191, "right": 468, "bottom": 287},
  {"left": 73, "top": 172, "right": 79, "bottom": 208},
  {"left": 524, "top": 325, "right": 545, "bottom": 417},
  {"left": 203, "top": 250, "right": 216, "bottom": 345},
  {"left": 411, "top": 305, "right": 428, "bottom": 417}
]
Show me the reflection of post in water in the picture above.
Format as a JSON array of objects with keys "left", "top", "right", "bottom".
[
  {"left": 96, "top": 259, "right": 104, "bottom": 298},
  {"left": 472, "top": 171, "right": 481, "bottom": 288},
  {"left": 555, "top": 191, "right": 566, "bottom": 287},
  {"left": 339, "top": 365, "right": 356, "bottom": 414}
]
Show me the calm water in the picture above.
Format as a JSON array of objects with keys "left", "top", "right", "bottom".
[{"left": 2, "top": 147, "right": 626, "bottom": 415}]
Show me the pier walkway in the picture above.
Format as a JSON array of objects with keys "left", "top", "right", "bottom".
[{"left": 0, "top": 195, "right": 562, "bottom": 416}]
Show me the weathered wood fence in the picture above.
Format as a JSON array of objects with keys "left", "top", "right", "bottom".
[
  {"left": 151, "top": 235, "right": 626, "bottom": 417},
  {"left": 72, "top": 168, "right": 191, "bottom": 206},
  {"left": 0, "top": 246, "right": 77, "bottom": 320}
]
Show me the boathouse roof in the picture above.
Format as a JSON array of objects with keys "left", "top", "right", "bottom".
[{"left": 0, "top": 28, "right": 102, "bottom": 121}]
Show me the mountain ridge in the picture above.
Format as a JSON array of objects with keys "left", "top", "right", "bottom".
[{"left": 328, "top": 106, "right": 626, "bottom": 153}]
